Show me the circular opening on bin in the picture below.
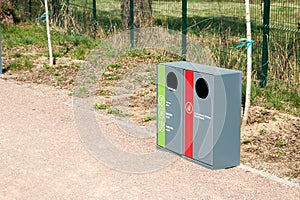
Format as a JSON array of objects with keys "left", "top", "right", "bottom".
[
  {"left": 195, "top": 78, "right": 209, "bottom": 99},
  {"left": 167, "top": 72, "right": 178, "bottom": 91}
]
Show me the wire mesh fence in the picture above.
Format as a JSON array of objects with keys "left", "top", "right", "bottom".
[{"left": 11, "top": 0, "right": 300, "bottom": 105}]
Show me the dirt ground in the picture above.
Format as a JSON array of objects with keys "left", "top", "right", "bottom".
[{"left": 1, "top": 48, "right": 299, "bottom": 186}]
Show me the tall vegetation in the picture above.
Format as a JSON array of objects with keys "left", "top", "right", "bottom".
[{"left": 0, "top": 0, "right": 14, "bottom": 25}]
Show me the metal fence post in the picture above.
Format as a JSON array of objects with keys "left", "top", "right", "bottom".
[
  {"left": 29, "top": 0, "right": 32, "bottom": 20},
  {"left": 296, "top": 23, "right": 300, "bottom": 86},
  {"left": 260, "top": 0, "right": 270, "bottom": 87},
  {"left": 0, "top": 33, "right": 2, "bottom": 75},
  {"left": 66, "top": 0, "right": 69, "bottom": 14},
  {"left": 182, "top": 0, "right": 187, "bottom": 61},
  {"left": 93, "top": 0, "right": 97, "bottom": 39},
  {"left": 130, "top": 0, "right": 134, "bottom": 49}
]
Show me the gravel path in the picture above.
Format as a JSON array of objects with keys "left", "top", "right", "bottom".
[{"left": 0, "top": 79, "right": 299, "bottom": 199}]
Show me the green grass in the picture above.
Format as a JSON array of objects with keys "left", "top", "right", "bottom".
[
  {"left": 242, "top": 81, "right": 299, "bottom": 116},
  {"left": 10, "top": 56, "right": 33, "bottom": 71},
  {"left": 94, "top": 103, "right": 107, "bottom": 110},
  {"left": 1, "top": 22, "right": 97, "bottom": 60},
  {"left": 144, "top": 115, "right": 156, "bottom": 122},
  {"left": 275, "top": 140, "right": 286, "bottom": 147},
  {"left": 243, "top": 138, "right": 252, "bottom": 144},
  {"left": 56, "top": 77, "right": 68, "bottom": 82},
  {"left": 107, "top": 108, "right": 130, "bottom": 117},
  {"left": 259, "top": 129, "right": 267, "bottom": 135},
  {"left": 43, "top": 64, "right": 53, "bottom": 71},
  {"left": 102, "top": 72, "right": 122, "bottom": 81},
  {"left": 277, "top": 149, "right": 285, "bottom": 156}
]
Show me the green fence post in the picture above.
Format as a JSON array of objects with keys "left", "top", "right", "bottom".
[
  {"left": 66, "top": 0, "right": 69, "bottom": 15},
  {"left": 0, "top": 33, "right": 2, "bottom": 75},
  {"left": 260, "top": 0, "right": 270, "bottom": 87},
  {"left": 29, "top": 0, "right": 32, "bottom": 20},
  {"left": 93, "top": 0, "right": 97, "bottom": 39},
  {"left": 296, "top": 23, "right": 300, "bottom": 86},
  {"left": 130, "top": 0, "right": 134, "bottom": 49},
  {"left": 182, "top": 0, "right": 187, "bottom": 61}
]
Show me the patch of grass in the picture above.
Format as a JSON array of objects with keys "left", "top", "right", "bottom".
[
  {"left": 73, "top": 46, "right": 87, "bottom": 60},
  {"left": 259, "top": 129, "right": 267, "bottom": 135},
  {"left": 242, "top": 138, "right": 252, "bottom": 144},
  {"left": 107, "top": 108, "right": 130, "bottom": 117},
  {"left": 144, "top": 115, "right": 156, "bottom": 122},
  {"left": 12, "top": 52, "right": 22, "bottom": 58},
  {"left": 242, "top": 81, "right": 299, "bottom": 117},
  {"left": 2, "top": 24, "right": 45, "bottom": 48},
  {"left": 56, "top": 77, "right": 68, "bottom": 82},
  {"left": 53, "top": 72, "right": 60, "bottom": 76},
  {"left": 277, "top": 149, "right": 285, "bottom": 156},
  {"left": 43, "top": 64, "right": 53, "bottom": 71},
  {"left": 94, "top": 103, "right": 107, "bottom": 110},
  {"left": 275, "top": 140, "right": 286, "bottom": 147},
  {"left": 53, "top": 51, "right": 64, "bottom": 58},
  {"left": 63, "top": 65, "right": 72, "bottom": 69},
  {"left": 102, "top": 72, "right": 122, "bottom": 81},
  {"left": 107, "top": 108, "right": 121, "bottom": 115},
  {"left": 10, "top": 56, "right": 32, "bottom": 71},
  {"left": 98, "top": 90, "right": 109, "bottom": 96},
  {"left": 107, "top": 63, "right": 121, "bottom": 69},
  {"left": 2, "top": 23, "right": 97, "bottom": 59}
]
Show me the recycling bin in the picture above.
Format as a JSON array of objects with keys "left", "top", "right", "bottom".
[{"left": 157, "top": 61, "right": 242, "bottom": 169}]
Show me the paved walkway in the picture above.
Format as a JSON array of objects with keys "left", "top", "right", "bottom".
[{"left": 0, "top": 79, "right": 299, "bottom": 199}]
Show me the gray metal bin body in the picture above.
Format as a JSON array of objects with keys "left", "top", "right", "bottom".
[
  {"left": 157, "top": 61, "right": 242, "bottom": 169},
  {"left": 164, "top": 66, "right": 184, "bottom": 155}
]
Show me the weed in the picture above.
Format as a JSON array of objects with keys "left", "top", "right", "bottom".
[
  {"left": 277, "top": 150, "right": 285, "bottom": 156},
  {"left": 102, "top": 72, "right": 122, "bottom": 81},
  {"left": 107, "top": 108, "right": 130, "bottom": 117},
  {"left": 275, "top": 140, "right": 286, "bottom": 147},
  {"left": 242, "top": 138, "right": 251, "bottom": 144},
  {"left": 94, "top": 103, "right": 107, "bottom": 110},
  {"left": 144, "top": 115, "right": 156, "bottom": 122},
  {"left": 10, "top": 56, "right": 32, "bottom": 71},
  {"left": 107, "top": 108, "right": 120, "bottom": 115},
  {"left": 259, "top": 129, "right": 267, "bottom": 135},
  {"left": 56, "top": 77, "right": 68, "bottom": 82},
  {"left": 53, "top": 72, "right": 60, "bottom": 76},
  {"left": 108, "top": 63, "right": 121, "bottom": 69},
  {"left": 63, "top": 65, "right": 71, "bottom": 69},
  {"left": 107, "top": 75, "right": 122, "bottom": 81},
  {"left": 43, "top": 64, "right": 53, "bottom": 71}
]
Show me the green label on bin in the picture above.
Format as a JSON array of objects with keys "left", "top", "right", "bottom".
[{"left": 157, "top": 64, "right": 166, "bottom": 147}]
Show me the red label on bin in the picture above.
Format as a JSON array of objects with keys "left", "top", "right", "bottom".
[{"left": 185, "top": 70, "right": 194, "bottom": 158}]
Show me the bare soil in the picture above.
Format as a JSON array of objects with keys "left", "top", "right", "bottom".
[{"left": 1, "top": 48, "right": 299, "bottom": 184}]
